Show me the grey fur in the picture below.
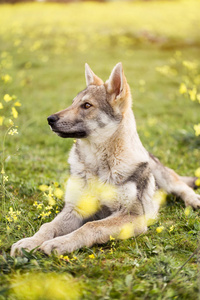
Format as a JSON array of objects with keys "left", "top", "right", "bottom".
[{"left": 11, "top": 62, "right": 200, "bottom": 257}]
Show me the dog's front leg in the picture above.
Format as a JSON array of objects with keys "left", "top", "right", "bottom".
[
  {"left": 39, "top": 212, "right": 147, "bottom": 255},
  {"left": 10, "top": 204, "right": 83, "bottom": 256}
]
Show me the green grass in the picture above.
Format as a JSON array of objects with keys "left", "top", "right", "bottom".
[{"left": 0, "top": 1, "right": 200, "bottom": 299}]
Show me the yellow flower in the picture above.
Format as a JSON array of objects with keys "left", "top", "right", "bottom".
[
  {"left": 188, "top": 87, "right": 197, "bottom": 101},
  {"left": 169, "top": 225, "right": 174, "bottom": 232},
  {"left": 184, "top": 206, "right": 192, "bottom": 216},
  {"left": 14, "top": 101, "right": 21, "bottom": 107},
  {"left": 59, "top": 255, "right": 70, "bottom": 261},
  {"left": 6, "top": 216, "right": 12, "bottom": 222},
  {"left": 4, "top": 176, "right": 8, "bottom": 182},
  {"left": 8, "top": 128, "right": 18, "bottom": 135},
  {"left": 195, "top": 178, "right": 200, "bottom": 186},
  {"left": 39, "top": 184, "right": 49, "bottom": 192},
  {"left": 88, "top": 178, "right": 116, "bottom": 203},
  {"left": 156, "top": 226, "right": 164, "bottom": 233},
  {"left": 75, "top": 193, "right": 99, "bottom": 218},
  {"left": 0, "top": 102, "right": 3, "bottom": 109},
  {"left": 194, "top": 124, "right": 200, "bottom": 136},
  {"left": 54, "top": 188, "right": 64, "bottom": 199},
  {"left": 11, "top": 273, "right": 81, "bottom": 300},
  {"left": 45, "top": 205, "right": 53, "bottom": 210},
  {"left": 0, "top": 116, "right": 4, "bottom": 126},
  {"left": 2, "top": 74, "right": 12, "bottom": 83},
  {"left": 195, "top": 168, "right": 200, "bottom": 178},
  {"left": 89, "top": 254, "right": 95, "bottom": 259},
  {"left": 4, "top": 94, "right": 12, "bottom": 102},
  {"left": 179, "top": 83, "right": 187, "bottom": 94},
  {"left": 11, "top": 107, "right": 18, "bottom": 119},
  {"left": 8, "top": 119, "right": 14, "bottom": 126},
  {"left": 118, "top": 223, "right": 135, "bottom": 240},
  {"left": 153, "top": 189, "right": 167, "bottom": 206},
  {"left": 182, "top": 60, "right": 198, "bottom": 70}
]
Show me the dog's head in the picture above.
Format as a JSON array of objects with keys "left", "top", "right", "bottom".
[{"left": 47, "top": 63, "right": 132, "bottom": 139}]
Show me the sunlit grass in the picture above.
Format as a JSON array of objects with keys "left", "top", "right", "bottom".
[{"left": 0, "top": 1, "right": 200, "bottom": 299}]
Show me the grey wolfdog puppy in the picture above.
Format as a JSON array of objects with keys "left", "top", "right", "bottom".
[{"left": 11, "top": 63, "right": 200, "bottom": 256}]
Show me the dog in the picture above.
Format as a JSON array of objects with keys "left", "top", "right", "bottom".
[{"left": 11, "top": 62, "right": 200, "bottom": 256}]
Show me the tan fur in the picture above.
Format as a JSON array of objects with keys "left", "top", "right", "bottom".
[{"left": 11, "top": 63, "right": 200, "bottom": 257}]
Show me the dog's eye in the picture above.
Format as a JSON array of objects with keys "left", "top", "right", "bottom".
[{"left": 82, "top": 103, "right": 92, "bottom": 109}]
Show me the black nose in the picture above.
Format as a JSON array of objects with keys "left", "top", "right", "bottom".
[{"left": 47, "top": 114, "right": 59, "bottom": 125}]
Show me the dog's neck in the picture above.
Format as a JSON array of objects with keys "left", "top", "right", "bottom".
[{"left": 73, "top": 108, "right": 149, "bottom": 181}]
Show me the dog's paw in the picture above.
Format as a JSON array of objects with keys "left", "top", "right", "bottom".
[
  {"left": 185, "top": 194, "right": 200, "bottom": 209},
  {"left": 10, "top": 237, "right": 41, "bottom": 257},
  {"left": 39, "top": 237, "right": 74, "bottom": 256}
]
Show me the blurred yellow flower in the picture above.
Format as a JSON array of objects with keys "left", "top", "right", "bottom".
[
  {"left": 184, "top": 206, "right": 192, "bottom": 216},
  {"left": 8, "top": 128, "right": 18, "bottom": 135},
  {"left": 156, "top": 226, "right": 164, "bottom": 233},
  {"left": 89, "top": 254, "right": 95, "bottom": 259},
  {"left": 14, "top": 101, "right": 21, "bottom": 107},
  {"left": 6, "top": 207, "right": 21, "bottom": 223},
  {"left": 0, "top": 102, "right": 3, "bottom": 109},
  {"left": 60, "top": 255, "right": 70, "bottom": 261},
  {"left": 4, "top": 94, "right": 12, "bottom": 102},
  {"left": 153, "top": 189, "right": 167, "bottom": 206},
  {"left": 8, "top": 119, "right": 14, "bottom": 126},
  {"left": 11, "top": 273, "right": 81, "bottom": 300},
  {"left": 48, "top": 195, "right": 55, "bottom": 206},
  {"left": 179, "top": 83, "right": 187, "bottom": 94},
  {"left": 54, "top": 188, "right": 64, "bottom": 199},
  {"left": 195, "top": 178, "right": 200, "bottom": 186},
  {"left": 4, "top": 176, "right": 8, "bottom": 182},
  {"left": 118, "top": 223, "right": 134, "bottom": 240},
  {"left": 76, "top": 193, "right": 99, "bottom": 218},
  {"left": 195, "top": 168, "right": 200, "bottom": 178},
  {"left": 0, "top": 116, "right": 4, "bottom": 126},
  {"left": 182, "top": 60, "right": 198, "bottom": 70},
  {"left": 11, "top": 107, "right": 18, "bottom": 119},
  {"left": 188, "top": 88, "right": 197, "bottom": 101},
  {"left": 2, "top": 74, "right": 12, "bottom": 83},
  {"left": 39, "top": 184, "right": 49, "bottom": 191},
  {"left": 194, "top": 124, "right": 200, "bottom": 136}
]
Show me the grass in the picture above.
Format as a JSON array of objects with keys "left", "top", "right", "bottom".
[{"left": 0, "top": 1, "right": 200, "bottom": 299}]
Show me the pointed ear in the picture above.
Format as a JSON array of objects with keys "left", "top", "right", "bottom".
[
  {"left": 106, "top": 63, "right": 131, "bottom": 112},
  {"left": 106, "top": 62, "right": 129, "bottom": 99},
  {"left": 85, "top": 63, "right": 104, "bottom": 87}
]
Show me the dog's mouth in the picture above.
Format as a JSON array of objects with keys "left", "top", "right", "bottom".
[
  {"left": 52, "top": 129, "right": 88, "bottom": 139},
  {"left": 47, "top": 115, "right": 88, "bottom": 139}
]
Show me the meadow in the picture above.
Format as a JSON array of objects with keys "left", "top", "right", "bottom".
[{"left": 0, "top": 0, "right": 200, "bottom": 299}]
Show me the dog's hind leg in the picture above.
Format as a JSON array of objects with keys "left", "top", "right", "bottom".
[
  {"left": 178, "top": 175, "right": 198, "bottom": 189},
  {"left": 149, "top": 153, "right": 200, "bottom": 208},
  {"left": 39, "top": 212, "right": 147, "bottom": 255}
]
